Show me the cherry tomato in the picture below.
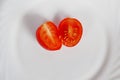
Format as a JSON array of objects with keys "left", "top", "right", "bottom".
[
  {"left": 58, "top": 18, "right": 83, "bottom": 47},
  {"left": 36, "top": 21, "right": 62, "bottom": 51}
]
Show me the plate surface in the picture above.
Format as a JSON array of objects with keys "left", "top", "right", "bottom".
[{"left": 0, "top": 0, "right": 108, "bottom": 80}]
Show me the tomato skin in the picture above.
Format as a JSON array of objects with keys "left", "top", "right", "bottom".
[
  {"left": 58, "top": 18, "right": 83, "bottom": 47},
  {"left": 36, "top": 21, "right": 62, "bottom": 51}
]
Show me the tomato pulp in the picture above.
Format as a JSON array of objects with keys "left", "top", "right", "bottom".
[
  {"left": 36, "top": 21, "right": 62, "bottom": 51},
  {"left": 58, "top": 18, "right": 83, "bottom": 47}
]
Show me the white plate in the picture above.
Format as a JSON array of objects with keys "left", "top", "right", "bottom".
[{"left": 0, "top": 0, "right": 108, "bottom": 80}]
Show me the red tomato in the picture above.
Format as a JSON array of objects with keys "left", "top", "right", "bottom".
[
  {"left": 36, "top": 21, "right": 62, "bottom": 51},
  {"left": 58, "top": 18, "right": 83, "bottom": 47}
]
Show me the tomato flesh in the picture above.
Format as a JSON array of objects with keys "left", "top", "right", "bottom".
[
  {"left": 58, "top": 18, "right": 83, "bottom": 47},
  {"left": 36, "top": 21, "right": 62, "bottom": 51}
]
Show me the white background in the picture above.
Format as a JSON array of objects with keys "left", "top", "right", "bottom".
[{"left": 0, "top": 0, "right": 120, "bottom": 80}]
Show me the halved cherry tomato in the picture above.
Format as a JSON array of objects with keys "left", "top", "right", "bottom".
[
  {"left": 58, "top": 18, "right": 83, "bottom": 47},
  {"left": 36, "top": 21, "right": 62, "bottom": 51}
]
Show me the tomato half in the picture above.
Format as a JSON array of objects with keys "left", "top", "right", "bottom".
[
  {"left": 58, "top": 18, "right": 83, "bottom": 47},
  {"left": 36, "top": 21, "right": 62, "bottom": 51}
]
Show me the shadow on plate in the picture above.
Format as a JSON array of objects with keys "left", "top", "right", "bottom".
[
  {"left": 23, "top": 11, "right": 69, "bottom": 38},
  {"left": 23, "top": 13, "right": 47, "bottom": 38},
  {"left": 53, "top": 11, "right": 70, "bottom": 26}
]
